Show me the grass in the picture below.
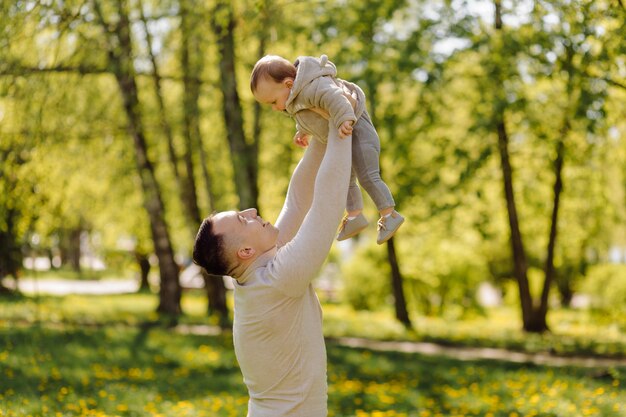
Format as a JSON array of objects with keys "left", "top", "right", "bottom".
[
  {"left": 323, "top": 304, "right": 626, "bottom": 358},
  {"left": 1, "top": 291, "right": 626, "bottom": 416},
  {"left": 19, "top": 266, "right": 134, "bottom": 281},
  {"left": 3, "top": 290, "right": 626, "bottom": 357}
]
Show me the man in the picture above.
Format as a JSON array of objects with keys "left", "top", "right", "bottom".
[{"left": 193, "top": 111, "right": 351, "bottom": 417}]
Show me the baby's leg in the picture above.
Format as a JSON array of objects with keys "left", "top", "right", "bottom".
[
  {"left": 346, "top": 167, "right": 363, "bottom": 216},
  {"left": 351, "top": 111, "right": 395, "bottom": 212},
  {"left": 337, "top": 166, "right": 368, "bottom": 241}
]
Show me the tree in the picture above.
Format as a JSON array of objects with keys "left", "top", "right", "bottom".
[
  {"left": 93, "top": 0, "right": 181, "bottom": 316},
  {"left": 212, "top": 0, "right": 259, "bottom": 210},
  {"left": 179, "top": 0, "right": 228, "bottom": 322},
  {"left": 488, "top": 0, "right": 535, "bottom": 331},
  {"left": 0, "top": 146, "right": 24, "bottom": 292},
  {"left": 486, "top": 0, "right": 621, "bottom": 332}
]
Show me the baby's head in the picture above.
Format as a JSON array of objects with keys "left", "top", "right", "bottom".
[{"left": 250, "top": 55, "right": 297, "bottom": 111}]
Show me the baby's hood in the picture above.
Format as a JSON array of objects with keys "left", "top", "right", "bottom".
[{"left": 288, "top": 55, "right": 336, "bottom": 104}]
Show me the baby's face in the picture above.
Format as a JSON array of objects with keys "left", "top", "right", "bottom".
[{"left": 253, "top": 77, "right": 293, "bottom": 112}]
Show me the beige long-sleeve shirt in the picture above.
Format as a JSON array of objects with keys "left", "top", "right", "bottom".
[{"left": 232, "top": 126, "right": 351, "bottom": 417}]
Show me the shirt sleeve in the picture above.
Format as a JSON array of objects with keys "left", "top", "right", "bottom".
[
  {"left": 268, "top": 128, "right": 352, "bottom": 297},
  {"left": 300, "top": 77, "right": 357, "bottom": 130},
  {"left": 274, "top": 139, "right": 326, "bottom": 248}
]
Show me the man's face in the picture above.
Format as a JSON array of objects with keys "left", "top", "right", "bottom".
[
  {"left": 253, "top": 77, "right": 293, "bottom": 112},
  {"left": 212, "top": 208, "right": 279, "bottom": 256}
]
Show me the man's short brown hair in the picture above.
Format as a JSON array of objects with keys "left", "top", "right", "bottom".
[
  {"left": 193, "top": 215, "right": 230, "bottom": 276},
  {"left": 250, "top": 55, "right": 297, "bottom": 92}
]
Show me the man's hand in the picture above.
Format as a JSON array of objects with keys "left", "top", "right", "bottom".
[
  {"left": 338, "top": 120, "right": 353, "bottom": 138},
  {"left": 293, "top": 130, "right": 310, "bottom": 148}
]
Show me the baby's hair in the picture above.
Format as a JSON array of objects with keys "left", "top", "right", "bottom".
[{"left": 250, "top": 55, "right": 297, "bottom": 92}]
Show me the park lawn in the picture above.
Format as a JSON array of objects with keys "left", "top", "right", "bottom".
[
  {"left": 1, "top": 322, "right": 625, "bottom": 417},
  {"left": 1, "top": 292, "right": 626, "bottom": 416},
  {"left": 322, "top": 304, "right": 626, "bottom": 358},
  {"left": 3, "top": 291, "right": 626, "bottom": 358}
]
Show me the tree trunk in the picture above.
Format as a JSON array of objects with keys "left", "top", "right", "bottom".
[
  {"left": 387, "top": 238, "right": 412, "bottom": 327},
  {"left": 251, "top": 1, "right": 269, "bottom": 181},
  {"left": 135, "top": 251, "right": 151, "bottom": 291},
  {"left": 138, "top": 0, "right": 187, "bottom": 211},
  {"left": 203, "top": 271, "right": 230, "bottom": 328},
  {"left": 212, "top": 0, "right": 259, "bottom": 209},
  {"left": 95, "top": 0, "right": 181, "bottom": 316},
  {"left": 0, "top": 149, "right": 22, "bottom": 290},
  {"left": 496, "top": 120, "right": 535, "bottom": 328},
  {"left": 0, "top": 209, "right": 21, "bottom": 292},
  {"left": 180, "top": 0, "right": 228, "bottom": 323},
  {"left": 197, "top": 142, "right": 217, "bottom": 213},
  {"left": 536, "top": 44, "right": 574, "bottom": 328},
  {"left": 179, "top": 0, "right": 203, "bottom": 226},
  {"left": 62, "top": 227, "right": 82, "bottom": 273},
  {"left": 556, "top": 273, "right": 574, "bottom": 307},
  {"left": 367, "top": 75, "right": 412, "bottom": 328},
  {"left": 536, "top": 125, "right": 567, "bottom": 330},
  {"left": 493, "top": 1, "right": 573, "bottom": 333},
  {"left": 492, "top": 0, "right": 537, "bottom": 331}
]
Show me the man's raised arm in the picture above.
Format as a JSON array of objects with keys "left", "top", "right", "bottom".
[
  {"left": 268, "top": 128, "right": 351, "bottom": 296},
  {"left": 275, "top": 138, "right": 326, "bottom": 247}
]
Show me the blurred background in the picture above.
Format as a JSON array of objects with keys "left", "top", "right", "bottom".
[
  {"left": 2, "top": 0, "right": 625, "bottom": 330},
  {"left": 1, "top": 1, "right": 626, "bottom": 416}
]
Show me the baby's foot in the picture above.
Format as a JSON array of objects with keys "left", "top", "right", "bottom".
[
  {"left": 376, "top": 211, "right": 405, "bottom": 244},
  {"left": 337, "top": 213, "right": 369, "bottom": 241}
]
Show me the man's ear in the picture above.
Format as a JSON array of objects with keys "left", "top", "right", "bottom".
[
  {"left": 237, "top": 246, "right": 256, "bottom": 260},
  {"left": 285, "top": 78, "right": 294, "bottom": 89}
]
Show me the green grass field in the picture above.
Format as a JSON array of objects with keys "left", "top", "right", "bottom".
[{"left": 1, "top": 291, "right": 625, "bottom": 417}]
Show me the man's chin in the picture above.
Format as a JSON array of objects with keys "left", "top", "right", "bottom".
[{"left": 271, "top": 227, "right": 280, "bottom": 245}]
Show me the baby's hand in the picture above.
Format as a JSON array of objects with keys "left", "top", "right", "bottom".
[
  {"left": 338, "top": 121, "right": 353, "bottom": 138},
  {"left": 293, "top": 131, "right": 310, "bottom": 148}
]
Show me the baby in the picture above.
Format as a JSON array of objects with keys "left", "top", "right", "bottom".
[{"left": 250, "top": 54, "right": 404, "bottom": 244}]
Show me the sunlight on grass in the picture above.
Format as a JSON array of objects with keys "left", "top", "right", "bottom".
[
  {"left": 1, "top": 323, "right": 624, "bottom": 417},
  {"left": 0, "top": 325, "right": 247, "bottom": 417},
  {"left": 1, "top": 293, "right": 626, "bottom": 416},
  {"left": 324, "top": 303, "right": 626, "bottom": 357},
  {"left": 326, "top": 345, "right": 625, "bottom": 417},
  {"left": 4, "top": 292, "right": 626, "bottom": 357}
]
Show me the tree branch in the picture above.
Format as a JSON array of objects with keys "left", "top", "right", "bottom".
[
  {"left": 0, "top": 64, "right": 109, "bottom": 76},
  {"left": 0, "top": 63, "right": 202, "bottom": 83},
  {"left": 604, "top": 77, "right": 626, "bottom": 91}
]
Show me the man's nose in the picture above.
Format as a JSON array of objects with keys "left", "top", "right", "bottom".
[{"left": 241, "top": 208, "right": 258, "bottom": 218}]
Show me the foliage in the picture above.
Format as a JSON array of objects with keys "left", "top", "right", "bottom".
[
  {"left": 1, "top": 0, "right": 625, "bottom": 325},
  {"left": 340, "top": 241, "right": 391, "bottom": 311},
  {"left": 401, "top": 233, "right": 488, "bottom": 318},
  {"left": 582, "top": 264, "right": 626, "bottom": 325}
]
